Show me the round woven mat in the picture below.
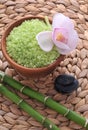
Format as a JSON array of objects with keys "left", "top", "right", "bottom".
[{"left": 0, "top": 0, "right": 88, "bottom": 130}]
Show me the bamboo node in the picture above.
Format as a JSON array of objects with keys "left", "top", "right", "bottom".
[
  {"left": 84, "top": 119, "right": 88, "bottom": 128},
  {"left": 41, "top": 117, "right": 46, "bottom": 124},
  {"left": 64, "top": 109, "right": 70, "bottom": 117},
  {"left": 0, "top": 71, "right": 5, "bottom": 82},
  {"left": 20, "top": 86, "right": 25, "bottom": 93},
  {"left": 49, "top": 124, "right": 53, "bottom": 129},
  {"left": 44, "top": 96, "right": 50, "bottom": 105},
  {"left": 0, "top": 84, "right": 2, "bottom": 87},
  {"left": 41, "top": 117, "right": 53, "bottom": 129},
  {"left": 17, "top": 99, "right": 23, "bottom": 105}
]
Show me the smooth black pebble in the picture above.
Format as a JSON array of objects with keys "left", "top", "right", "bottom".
[
  {"left": 55, "top": 74, "right": 75, "bottom": 85},
  {"left": 54, "top": 74, "right": 79, "bottom": 94}
]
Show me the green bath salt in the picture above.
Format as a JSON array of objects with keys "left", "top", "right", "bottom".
[{"left": 6, "top": 19, "right": 60, "bottom": 68}]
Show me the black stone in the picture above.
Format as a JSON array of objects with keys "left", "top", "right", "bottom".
[
  {"left": 54, "top": 74, "right": 79, "bottom": 94},
  {"left": 55, "top": 74, "right": 75, "bottom": 86}
]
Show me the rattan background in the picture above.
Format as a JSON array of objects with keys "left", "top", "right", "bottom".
[{"left": 0, "top": 0, "right": 88, "bottom": 130}]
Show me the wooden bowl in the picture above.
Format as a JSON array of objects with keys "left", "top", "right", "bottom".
[{"left": 1, "top": 16, "right": 65, "bottom": 78}]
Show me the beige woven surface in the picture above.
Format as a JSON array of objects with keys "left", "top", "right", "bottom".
[{"left": 0, "top": 0, "right": 88, "bottom": 130}]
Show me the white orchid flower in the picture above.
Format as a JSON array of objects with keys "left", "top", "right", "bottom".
[{"left": 36, "top": 13, "right": 78, "bottom": 55}]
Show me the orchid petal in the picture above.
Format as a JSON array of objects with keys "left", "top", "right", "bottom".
[
  {"left": 57, "top": 47, "right": 72, "bottom": 55},
  {"left": 53, "top": 40, "right": 70, "bottom": 50},
  {"left": 36, "top": 31, "right": 54, "bottom": 52},
  {"left": 52, "top": 28, "right": 69, "bottom": 43},
  {"left": 68, "top": 30, "right": 79, "bottom": 50},
  {"left": 54, "top": 30, "right": 78, "bottom": 54},
  {"left": 52, "top": 13, "right": 74, "bottom": 32},
  {"left": 52, "top": 28, "right": 70, "bottom": 50}
]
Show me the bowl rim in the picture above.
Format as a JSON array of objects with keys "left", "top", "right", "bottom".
[{"left": 1, "top": 16, "right": 64, "bottom": 71}]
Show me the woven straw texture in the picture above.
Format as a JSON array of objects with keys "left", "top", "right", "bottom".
[{"left": 0, "top": 0, "right": 88, "bottom": 130}]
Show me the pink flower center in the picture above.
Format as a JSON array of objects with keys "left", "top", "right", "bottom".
[{"left": 56, "top": 33, "right": 67, "bottom": 44}]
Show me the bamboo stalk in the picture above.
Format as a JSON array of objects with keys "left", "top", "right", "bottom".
[
  {"left": 0, "top": 83, "right": 60, "bottom": 130},
  {"left": 0, "top": 71, "right": 88, "bottom": 129}
]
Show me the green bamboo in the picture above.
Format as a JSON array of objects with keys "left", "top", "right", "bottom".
[
  {"left": 0, "top": 71, "right": 88, "bottom": 129},
  {"left": 0, "top": 84, "right": 60, "bottom": 130}
]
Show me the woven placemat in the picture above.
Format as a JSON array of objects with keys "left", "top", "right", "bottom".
[{"left": 0, "top": 0, "right": 88, "bottom": 130}]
